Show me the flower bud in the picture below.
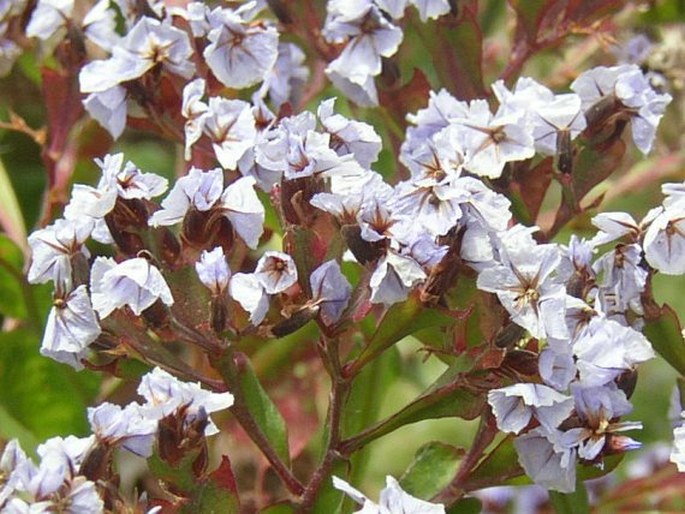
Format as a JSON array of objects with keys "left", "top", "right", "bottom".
[
  {"left": 157, "top": 404, "right": 209, "bottom": 473},
  {"left": 341, "top": 224, "right": 386, "bottom": 265}
]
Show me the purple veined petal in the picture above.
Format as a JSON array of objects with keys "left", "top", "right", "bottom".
[
  {"left": 196, "top": 247, "right": 232, "bottom": 294},
  {"left": 203, "top": 15, "right": 279, "bottom": 89},
  {"left": 310, "top": 260, "right": 352, "bottom": 324},
  {"left": 514, "top": 428, "right": 577, "bottom": 493},
  {"left": 254, "top": 251, "right": 298, "bottom": 295},
  {"left": 90, "top": 257, "right": 173, "bottom": 319}
]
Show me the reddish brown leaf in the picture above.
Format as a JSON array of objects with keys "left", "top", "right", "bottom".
[
  {"left": 210, "top": 456, "right": 239, "bottom": 495},
  {"left": 41, "top": 66, "right": 83, "bottom": 185},
  {"left": 378, "top": 68, "right": 431, "bottom": 131},
  {"left": 511, "top": 157, "right": 554, "bottom": 224}
]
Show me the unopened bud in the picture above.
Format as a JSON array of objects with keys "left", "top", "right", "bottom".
[
  {"left": 271, "top": 304, "right": 320, "bottom": 337},
  {"left": 341, "top": 225, "right": 386, "bottom": 265}
]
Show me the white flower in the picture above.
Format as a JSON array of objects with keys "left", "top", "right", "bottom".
[
  {"left": 614, "top": 67, "right": 672, "bottom": 154},
  {"left": 96, "top": 153, "right": 168, "bottom": 200},
  {"left": 256, "top": 111, "right": 364, "bottom": 181},
  {"left": 333, "top": 475, "right": 445, "bottom": 513},
  {"left": 456, "top": 99, "right": 535, "bottom": 178},
  {"left": 62, "top": 154, "right": 166, "bottom": 239},
  {"left": 0, "top": 440, "right": 30, "bottom": 506},
  {"left": 196, "top": 247, "right": 231, "bottom": 295},
  {"left": 203, "top": 97, "right": 257, "bottom": 170},
  {"left": 137, "top": 367, "right": 234, "bottom": 436},
  {"left": 41, "top": 285, "right": 101, "bottom": 370},
  {"left": 25, "top": 0, "right": 73, "bottom": 41},
  {"left": 563, "top": 384, "right": 641, "bottom": 461},
  {"left": 259, "top": 42, "right": 309, "bottom": 108},
  {"left": 402, "top": 89, "right": 469, "bottom": 167},
  {"left": 324, "top": 1, "right": 403, "bottom": 86},
  {"left": 670, "top": 413, "right": 685, "bottom": 472},
  {"left": 229, "top": 272, "right": 269, "bottom": 325},
  {"left": 412, "top": 0, "right": 450, "bottom": 20},
  {"left": 532, "top": 94, "right": 586, "bottom": 157},
  {"left": 90, "top": 256, "right": 173, "bottom": 319},
  {"left": 477, "top": 244, "right": 568, "bottom": 340},
  {"left": 539, "top": 348, "right": 576, "bottom": 391},
  {"left": 571, "top": 64, "right": 671, "bottom": 154},
  {"left": 254, "top": 251, "right": 298, "bottom": 294},
  {"left": 571, "top": 64, "right": 636, "bottom": 110},
  {"left": 203, "top": 5, "right": 279, "bottom": 89},
  {"left": 370, "top": 251, "right": 427, "bottom": 305},
  {"left": 88, "top": 402, "right": 157, "bottom": 457},
  {"left": 149, "top": 167, "right": 224, "bottom": 227},
  {"left": 514, "top": 427, "right": 576, "bottom": 493},
  {"left": 326, "top": 69, "right": 379, "bottom": 107},
  {"left": 181, "top": 78, "right": 209, "bottom": 160},
  {"left": 310, "top": 260, "right": 352, "bottom": 325},
  {"left": 573, "top": 317, "right": 654, "bottom": 387},
  {"left": 318, "top": 98, "right": 382, "bottom": 168},
  {"left": 80, "top": 16, "right": 194, "bottom": 93},
  {"left": 82, "top": 0, "right": 120, "bottom": 51},
  {"left": 27, "top": 218, "right": 92, "bottom": 287},
  {"left": 219, "top": 176, "right": 265, "bottom": 249},
  {"left": 392, "top": 179, "right": 466, "bottom": 238},
  {"left": 488, "top": 383, "right": 574, "bottom": 434},
  {"left": 83, "top": 86, "right": 128, "bottom": 140},
  {"left": 643, "top": 204, "right": 685, "bottom": 275}
]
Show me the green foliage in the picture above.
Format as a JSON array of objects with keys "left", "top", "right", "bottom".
[
  {"left": 236, "top": 356, "right": 291, "bottom": 466},
  {"left": 350, "top": 294, "right": 456, "bottom": 374},
  {"left": 0, "top": 329, "right": 100, "bottom": 442},
  {"left": 644, "top": 303, "right": 685, "bottom": 377},
  {"left": 0, "top": 235, "right": 27, "bottom": 319},
  {"left": 549, "top": 482, "right": 590, "bottom": 514},
  {"left": 399, "top": 441, "right": 463, "bottom": 498}
]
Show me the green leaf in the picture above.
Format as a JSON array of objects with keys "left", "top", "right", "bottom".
[
  {"left": 236, "top": 356, "right": 291, "bottom": 466},
  {"left": 576, "top": 454, "right": 623, "bottom": 480},
  {"left": 573, "top": 138, "right": 626, "bottom": 201},
  {"left": 0, "top": 404, "right": 39, "bottom": 455},
  {"left": 149, "top": 454, "right": 240, "bottom": 513},
  {"left": 148, "top": 451, "right": 201, "bottom": 493},
  {"left": 0, "top": 156, "right": 27, "bottom": 254},
  {"left": 349, "top": 294, "right": 456, "bottom": 375},
  {"left": 434, "top": 11, "right": 485, "bottom": 100},
  {"left": 259, "top": 502, "right": 296, "bottom": 514},
  {"left": 310, "top": 459, "right": 350, "bottom": 514},
  {"left": 0, "top": 329, "right": 100, "bottom": 441},
  {"left": 399, "top": 442, "right": 463, "bottom": 498},
  {"left": 180, "top": 457, "right": 240, "bottom": 514},
  {"left": 340, "top": 366, "right": 485, "bottom": 454},
  {"left": 643, "top": 303, "right": 685, "bottom": 376},
  {"left": 507, "top": 0, "right": 549, "bottom": 43},
  {"left": 0, "top": 235, "right": 28, "bottom": 319},
  {"left": 446, "top": 497, "right": 482, "bottom": 514},
  {"left": 464, "top": 436, "right": 523, "bottom": 490},
  {"left": 549, "top": 481, "right": 590, "bottom": 514},
  {"left": 337, "top": 345, "right": 402, "bottom": 504}
]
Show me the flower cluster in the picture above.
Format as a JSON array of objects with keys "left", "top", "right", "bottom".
[
  {"left": 0, "top": 367, "right": 232, "bottom": 512},
  {"left": 4, "top": 0, "right": 684, "bottom": 511}
]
